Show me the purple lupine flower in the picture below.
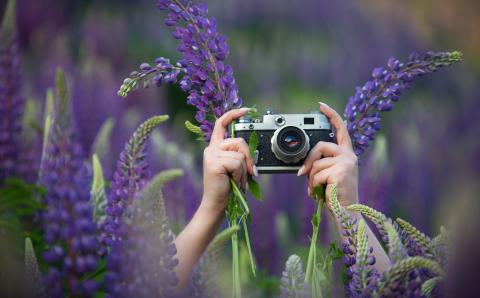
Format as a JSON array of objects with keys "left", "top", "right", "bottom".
[
  {"left": 118, "top": 0, "right": 242, "bottom": 141},
  {"left": 101, "top": 115, "right": 169, "bottom": 249},
  {"left": 344, "top": 51, "right": 462, "bottom": 156},
  {"left": 39, "top": 70, "right": 99, "bottom": 297},
  {"left": 105, "top": 172, "right": 179, "bottom": 298},
  {"left": 348, "top": 228, "right": 380, "bottom": 297},
  {"left": 280, "top": 255, "right": 310, "bottom": 298},
  {"left": 0, "top": 0, "right": 24, "bottom": 183}
]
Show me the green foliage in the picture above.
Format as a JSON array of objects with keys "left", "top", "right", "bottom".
[
  {"left": 374, "top": 257, "right": 444, "bottom": 297},
  {"left": 185, "top": 120, "right": 204, "bottom": 140},
  {"left": 0, "top": 179, "right": 44, "bottom": 219},
  {"left": 91, "top": 118, "right": 115, "bottom": 159},
  {"left": 247, "top": 176, "right": 262, "bottom": 200},
  {"left": 23, "top": 237, "right": 46, "bottom": 298},
  {"left": 396, "top": 218, "right": 435, "bottom": 257},
  {"left": 248, "top": 131, "right": 259, "bottom": 158},
  {"left": 91, "top": 154, "right": 107, "bottom": 224}
]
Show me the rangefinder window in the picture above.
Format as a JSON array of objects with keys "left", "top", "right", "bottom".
[{"left": 304, "top": 117, "right": 314, "bottom": 124}]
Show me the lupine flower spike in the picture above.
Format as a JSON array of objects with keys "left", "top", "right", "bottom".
[
  {"left": 0, "top": 0, "right": 24, "bottom": 183},
  {"left": 101, "top": 115, "right": 169, "bottom": 249},
  {"left": 344, "top": 51, "right": 462, "bottom": 156},
  {"left": 105, "top": 170, "right": 180, "bottom": 297},
  {"left": 39, "top": 69, "right": 100, "bottom": 297},
  {"left": 119, "top": 0, "right": 242, "bottom": 140}
]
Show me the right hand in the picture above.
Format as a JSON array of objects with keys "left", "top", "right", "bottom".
[{"left": 201, "top": 108, "right": 257, "bottom": 215}]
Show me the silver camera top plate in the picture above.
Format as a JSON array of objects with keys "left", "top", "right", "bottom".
[{"left": 233, "top": 113, "right": 331, "bottom": 131}]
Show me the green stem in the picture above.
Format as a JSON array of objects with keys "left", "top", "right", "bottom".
[
  {"left": 232, "top": 230, "right": 242, "bottom": 298},
  {"left": 305, "top": 199, "right": 324, "bottom": 284},
  {"left": 231, "top": 180, "right": 249, "bottom": 214},
  {"left": 242, "top": 217, "right": 256, "bottom": 276}
]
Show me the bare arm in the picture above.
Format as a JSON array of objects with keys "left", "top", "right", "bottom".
[
  {"left": 174, "top": 108, "right": 255, "bottom": 289},
  {"left": 300, "top": 102, "right": 390, "bottom": 273}
]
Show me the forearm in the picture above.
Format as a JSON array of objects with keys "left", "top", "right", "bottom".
[
  {"left": 332, "top": 211, "right": 391, "bottom": 274},
  {"left": 173, "top": 197, "right": 225, "bottom": 290}
]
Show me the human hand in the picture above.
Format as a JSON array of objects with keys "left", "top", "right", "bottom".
[
  {"left": 201, "top": 108, "right": 257, "bottom": 216},
  {"left": 297, "top": 102, "right": 359, "bottom": 209}
]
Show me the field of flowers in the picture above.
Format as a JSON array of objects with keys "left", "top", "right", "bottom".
[{"left": 1, "top": 0, "right": 479, "bottom": 297}]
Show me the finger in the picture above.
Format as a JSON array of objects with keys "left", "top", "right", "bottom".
[
  {"left": 210, "top": 108, "right": 250, "bottom": 144},
  {"left": 218, "top": 157, "right": 245, "bottom": 188},
  {"left": 309, "top": 167, "right": 335, "bottom": 191},
  {"left": 218, "top": 138, "right": 255, "bottom": 175},
  {"left": 299, "top": 141, "right": 342, "bottom": 176},
  {"left": 319, "top": 102, "right": 353, "bottom": 150},
  {"left": 308, "top": 157, "right": 338, "bottom": 187},
  {"left": 217, "top": 151, "right": 248, "bottom": 189}
]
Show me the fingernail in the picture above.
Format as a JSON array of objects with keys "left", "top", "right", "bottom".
[
  {"left": 246, "top": 182, "right": 249, "bottom": 191},
  {"left": 307, "top": 186, "right": 311, "bottom": 195},
  {"left": 240, "top": 107, "right": 250, "bottom": 112},
  {"left": 253, "top": 166, "right": 259, "bottom": 177},
  {"left": 297, "top": 165, "right": 305, "bottom": 176},
  {"left": 318, "top": 101, "right": 330, "bottom": 108}
]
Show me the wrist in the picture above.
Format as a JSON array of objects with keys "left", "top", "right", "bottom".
[{"left": 198, "top": 195, "right": 226, "bottom": 222}]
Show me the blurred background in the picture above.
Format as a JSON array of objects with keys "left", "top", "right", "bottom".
[{"left": 3, "top": 0, "right": 479, "bottom": 294}]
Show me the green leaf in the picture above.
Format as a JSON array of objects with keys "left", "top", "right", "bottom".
[
  {"left": 248, "top": 131, "right": 259, "bottom": 158},
  {"left": 327, "top": 242, "right": 344, "bottom": 261},
  {"left": 185, "top": 120, "right": 204, "bottom": 139},
  {"left": 247, "top": 176, "right": 262, "bottom": 200}
]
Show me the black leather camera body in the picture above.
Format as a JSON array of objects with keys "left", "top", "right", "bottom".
[{"left": 233, "top": 110, "right": 334, "bottom": 173}]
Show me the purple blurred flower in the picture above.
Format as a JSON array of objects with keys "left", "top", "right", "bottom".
[
  {"left": 0, "top": 0, "right": 24, "bottom": 183},
  {"left": 119, "top": 0, "right": 242, "bottom": 141},
  {"left": 101, "top": 115, "right": 168, "bottom": 249},
  {"left": 344, "top": 51, "right": 462, "bottom": 156},
  {"left": 39, "top": 70, "right": 99, "bottom": 297},
  {"left": 105, "top": 172, "right": 179, "bottom": 297}
]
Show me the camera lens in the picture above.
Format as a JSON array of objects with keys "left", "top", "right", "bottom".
[
  {"left": 279, "top": 130, "right": 302, "bottom": 152},
  {"left": 271, "top": 126, "right": 310, "bottom": 164}
]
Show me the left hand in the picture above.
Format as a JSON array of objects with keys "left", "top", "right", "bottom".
[{"left": 297, "top": 102, "right": 359, "bottom": 209}]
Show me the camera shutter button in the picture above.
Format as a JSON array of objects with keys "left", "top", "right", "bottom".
[{"left": 275, "top": 116, "right": 286, "bottom": 126}]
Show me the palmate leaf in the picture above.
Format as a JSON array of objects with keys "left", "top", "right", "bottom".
[
  {"left": 192, "top": 225, "right": 240, "bottom": 298},
  {"left": 374, "top": 257, "right": 444, "bottom": 297},
  {"left": 23, "top": 237, "right": 47, "bottom": 298}
]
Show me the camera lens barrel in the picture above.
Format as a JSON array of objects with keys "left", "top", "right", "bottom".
[{"left": 271, "top": 126, "right": 310, "bottom": 164}]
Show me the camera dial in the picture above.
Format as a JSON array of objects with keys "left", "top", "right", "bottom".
[{"left": 271, "top": 126, "right": 310, "bottom": 164}]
